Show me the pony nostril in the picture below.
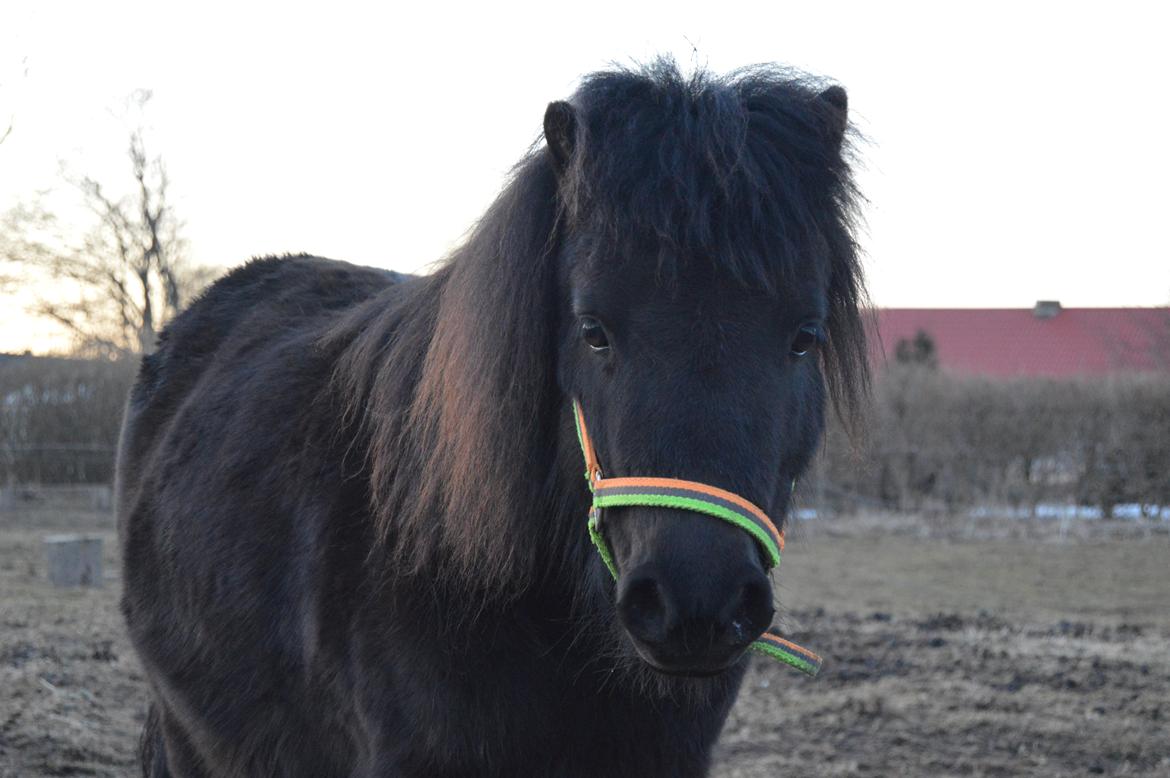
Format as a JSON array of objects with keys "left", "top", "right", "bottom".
[
  {"left": 726, "top": 577, "right": 775, "bottom": 648},
  {"left": 617, "top": 573, "right": 669, "bottom": 645}
]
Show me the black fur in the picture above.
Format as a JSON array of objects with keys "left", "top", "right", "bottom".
[{"left": 118, "top": 59, "right": 867, "bottom": 776}]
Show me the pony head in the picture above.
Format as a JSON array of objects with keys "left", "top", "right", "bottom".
[{"left": 546, "top": 62, "right": 868, "bottom": 676}]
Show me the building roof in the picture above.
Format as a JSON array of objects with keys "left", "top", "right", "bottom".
[{"left": 873, "top": 304, "right": 1170, "bottom": 377}]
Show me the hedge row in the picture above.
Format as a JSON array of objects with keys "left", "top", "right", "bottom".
[
  {"left": 3, "top": 357, "right": 1169, "bottom": 517},
  {"left": 806, "top": 366, "right": 1170, "bottom": 516},
  {"left": 0, "top": 357, "right": 136, "bottom": 484}
]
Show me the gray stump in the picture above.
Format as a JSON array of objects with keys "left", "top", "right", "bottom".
[{"left": 43, "top": 534, "right": 104, "bottom": 588}]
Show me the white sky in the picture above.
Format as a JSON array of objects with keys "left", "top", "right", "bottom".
[{"left": 2, "top": 0, "right": 1168, "bottom": 353}]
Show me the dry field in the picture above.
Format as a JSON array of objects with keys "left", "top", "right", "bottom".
[{"left": 1, "top": 507, "right": 1168, "bottom": 777}]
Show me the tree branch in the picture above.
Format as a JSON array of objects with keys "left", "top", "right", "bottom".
[{"left": 1, "top": 102, "right": 213, "bottom": 356}]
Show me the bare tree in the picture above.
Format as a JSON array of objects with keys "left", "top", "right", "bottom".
[
  {"left": 1, "top": 92, "right": 214, "bottom": 357},
  {"left": 893, "top": 329, "right": 939, "bottom": 369},
  {"left": 0, "top": 55, "right": 19, "bottom": 146},
  {"left": 0, "top": 58, "right": 22, "bottom": 293}
]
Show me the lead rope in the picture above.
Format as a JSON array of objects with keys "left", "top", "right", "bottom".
[{"left": 572, "top": 400, "right": 822, "bottom": 677}]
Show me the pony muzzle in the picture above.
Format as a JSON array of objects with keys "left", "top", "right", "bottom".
[
  {"left": 616, "top": 550, "right": 775, "bottom": 676},
  {"left": 602, "top": 501, "right": 776, "bottom": 675}
]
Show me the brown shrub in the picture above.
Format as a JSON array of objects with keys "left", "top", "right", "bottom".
[
  {"left": 806, "top": 367, "right": 1170, "bottom": 517},
  {"left": 0, "top": 356, "right": 135, "bottom": 484}
]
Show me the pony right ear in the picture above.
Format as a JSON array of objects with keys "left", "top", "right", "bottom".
[
  {"left": 817, "top": 85, "right": 848, "bottom": 151},
  {"left": 543, "top": 101, "right": 577, "bottom": 171}
]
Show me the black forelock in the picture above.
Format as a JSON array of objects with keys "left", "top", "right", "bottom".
[{"left": 558, "top": 58, "right": 860, "bottom": 296}]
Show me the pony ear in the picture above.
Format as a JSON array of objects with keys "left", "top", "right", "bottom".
[
  {"left": 543, "top": 100, "right": 577, "bottom": 171},
  {"left": 817, "top": 85, "right": 848, "bottom": 151}
]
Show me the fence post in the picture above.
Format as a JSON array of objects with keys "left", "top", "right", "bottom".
[
  {"left": 91, "top": 485, "right": 113, "bottom": 511},
  {"left": 43, "top": 534, "right": 104, "bottom": 588}
]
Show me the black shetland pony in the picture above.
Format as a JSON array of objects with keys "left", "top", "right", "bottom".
[{"left": 118, "top": 60, "right": 868, "bottom": 776}]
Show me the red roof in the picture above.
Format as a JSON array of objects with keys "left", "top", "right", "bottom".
[{"left": 872, "top": 306, "right": 1170, "bottom": 377}]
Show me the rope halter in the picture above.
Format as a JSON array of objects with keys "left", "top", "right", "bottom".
[{"left": 572, "top": 399, "right": 822, "bottom": 677}]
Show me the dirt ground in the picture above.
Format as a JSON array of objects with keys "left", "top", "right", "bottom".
[{"left": 1, "top": 507, "right": 1168, "bottom": 777}]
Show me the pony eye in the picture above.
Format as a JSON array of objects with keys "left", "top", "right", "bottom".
[
  {"left": 580, "top": 317, "right": 610, "bottom": 351},
  {"left": 790, "top": 325, "right": 820, "bottom": 357}
]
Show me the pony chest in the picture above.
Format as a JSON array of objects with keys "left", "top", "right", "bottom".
[{"left": 369, "top": 625, "right": 732, "bottom": 775}]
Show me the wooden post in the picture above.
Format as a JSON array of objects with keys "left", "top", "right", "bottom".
[
  {"left": 91, "top": 485, "right": 113, "bottom": 512},
  {"left": 43, "top": 534, "right": 104, "bottom": 588}
]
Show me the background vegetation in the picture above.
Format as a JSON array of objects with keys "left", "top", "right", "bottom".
[
  {"left": 3, "top": 352, "right": 1168, "bottom": 520},
  {"left": 805, "top": 365, "right": 1170, "bottom": 517},
  {"left": 0, "top": 357, "right": 134, "bottom": 485}
]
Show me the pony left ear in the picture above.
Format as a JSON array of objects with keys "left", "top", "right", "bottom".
[
  {"left": 543, "top": 100, "right": 577, "bottom": 172},
  {"left": 817, "top": 85, "right": 848, "bottom": 151}
]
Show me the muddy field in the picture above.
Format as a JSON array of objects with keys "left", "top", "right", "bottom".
[{"left": 2, "top": 507, "right": 1168, "bottom": 777}]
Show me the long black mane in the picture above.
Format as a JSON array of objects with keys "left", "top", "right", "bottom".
[{"left": 327, "top": 59, "right": 868, "bottom": 598}]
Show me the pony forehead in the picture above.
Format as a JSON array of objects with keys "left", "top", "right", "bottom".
[{"left": 567, "top": 231, "right": 830, "bottom": 309}]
